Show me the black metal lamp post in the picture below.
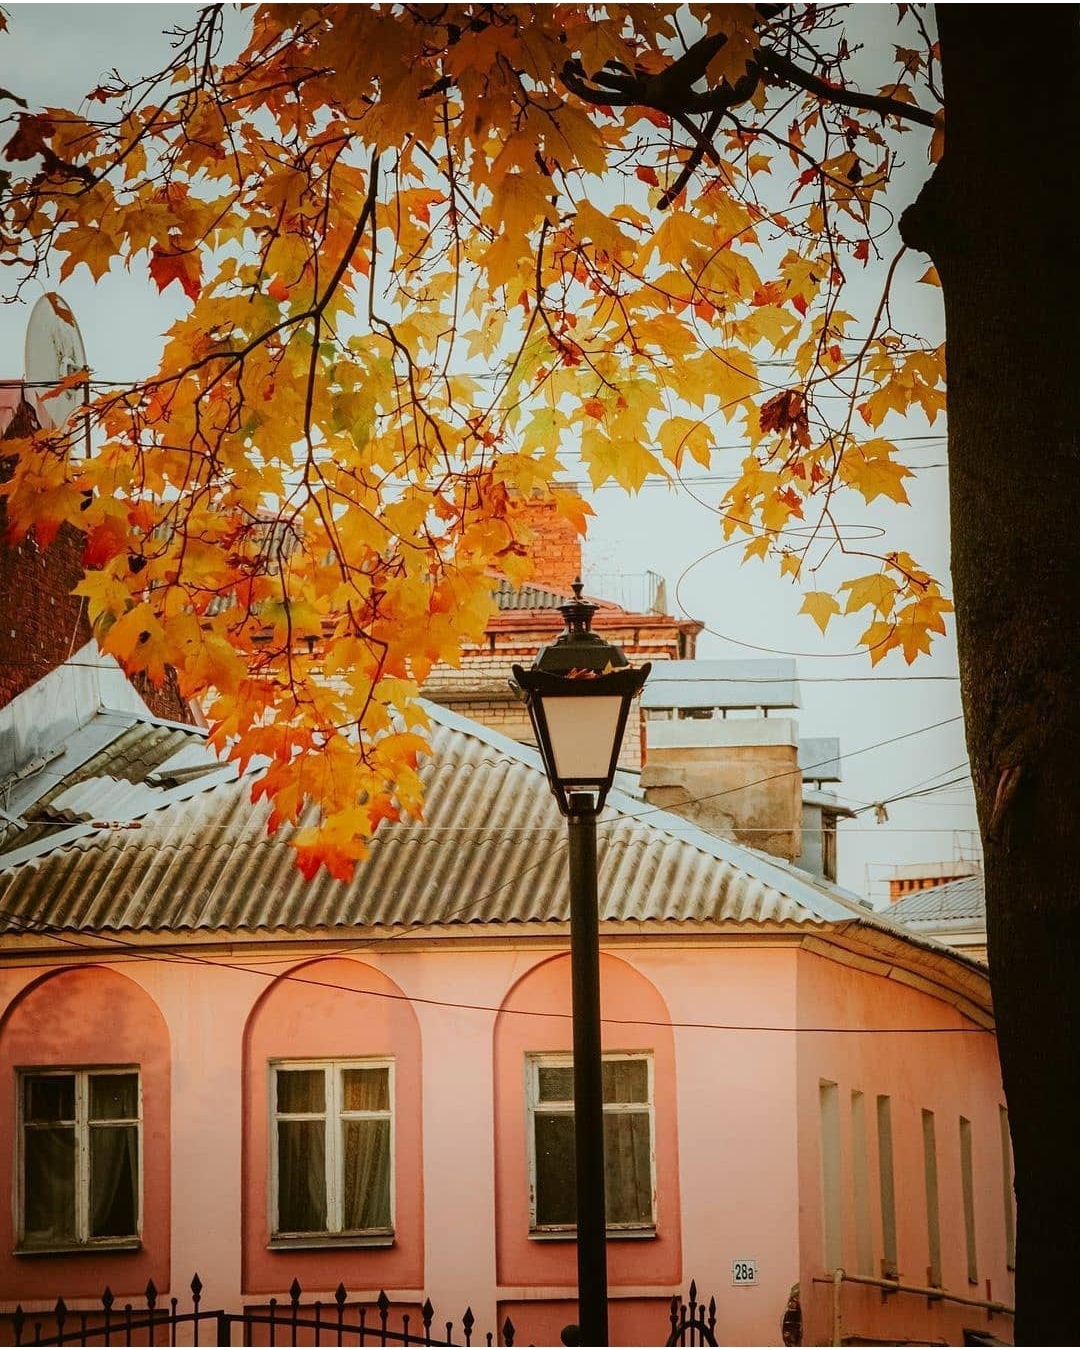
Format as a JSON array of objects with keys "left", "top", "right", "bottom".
[{"left": 512, "top": 579, "right": 650, "bottom": 1348}]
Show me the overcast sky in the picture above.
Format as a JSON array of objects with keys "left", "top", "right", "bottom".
[{"left": 0, "top": 4, "right": 978, "bottom": 901}]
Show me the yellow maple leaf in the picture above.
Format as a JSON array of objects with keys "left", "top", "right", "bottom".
[
  {"left": 839, "top": 440, "right": 912, "bottom": 504},
  {"left": 860, "top": 620, "right": 901, "bottom": 666},
  {"left": 100, "top": 602, "right": 172, "bottom": 685},
  {"left": 800, "top": 591, "right": 842, "bottom": 634},
  {"left": 839, "top": 572, "right": 899, "bottom": 618}
]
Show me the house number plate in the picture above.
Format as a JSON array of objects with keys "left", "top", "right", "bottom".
[{"left": 731, "top": 1259, "right": 758, "bottom": 1286}]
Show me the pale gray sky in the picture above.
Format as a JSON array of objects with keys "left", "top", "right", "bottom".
[{"left": 0, "top": 4, "right": 977, "bottom": 900}]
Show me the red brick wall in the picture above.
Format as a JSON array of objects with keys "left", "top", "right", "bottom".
[
  {"left": 422, "top": 611, "right": 687, "bottom": 770},
  {"left": 887, "top": 873, "right": 972, "bottom": 902},
  {"left": 1, "top": 446, "right": 189, "bottom": 721},
  {"left": 0, "top": 521, "right": 92, "bottom": 708}
]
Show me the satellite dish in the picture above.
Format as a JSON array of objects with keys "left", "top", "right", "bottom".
[{"left": 23, "top": 291, "right": 88, "bottom": 432}]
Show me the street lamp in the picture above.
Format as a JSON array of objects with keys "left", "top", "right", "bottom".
[{"left": 512, "top": 579, "right": 650, "bottom": 1348}]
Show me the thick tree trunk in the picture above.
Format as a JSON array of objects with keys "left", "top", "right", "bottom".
[{"left": 901, "top": 7, "right": 1080, "bottom": 1343}]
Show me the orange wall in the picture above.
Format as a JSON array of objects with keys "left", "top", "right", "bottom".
[
  {"left": 0, "top": 966, "right": 171, "bottom": 1303},
  {"left": 795, "top": 948, "right": 1013, "bottom": 1345},
  {"left": 492, "top": 952, "right": 681, "bottom": 1291}
]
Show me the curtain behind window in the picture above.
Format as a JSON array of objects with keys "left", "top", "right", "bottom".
[
  {"left": 90, "top": 1125, "right": 139, "bottom": 1237},
  {"left": 278, "top": 1120, "right": 327, "bottom": 1231},
  {"left": 24, "top": 1127, "right": 76, "bottom": 1243},
  {"left": 343, "top": 1118, "right": 391, "bottom": 1229}
]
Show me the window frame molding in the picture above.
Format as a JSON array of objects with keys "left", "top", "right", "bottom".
[
  {"left": 525, "top": 1049, "right": 657, "bottom": 1239},
  {"left": 268, "top": 1057, "right": 396, "bottom": 1249},
  {"left": 15, "top": 1065, "right": 143, "bottom": 1256}
]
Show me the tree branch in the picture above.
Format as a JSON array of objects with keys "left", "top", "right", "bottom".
[
  {"left": 755, "top": 46, "right": 936, "bottom": 128},
  {"left": 561, "top": 28, "right": 935, "bottom": 129}
]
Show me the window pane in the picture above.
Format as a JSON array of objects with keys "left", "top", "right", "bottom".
[
  {"left": 605, "top": 1111, "right": 653, "bottom": 1224},
  {"left": 26, "top": 1075, "right": 75, "bottom": 1124},
  {"left": 277, "top": 1068, "right": 325, "bottom": 1114},
  {"left": 90, "top": 1125, "right": 138, "bottom": 1237},
  {"left": 24, "top": 1127, "right": 76, "bottom": 1243},
  {"left": 90, "top": 1074, "right": 138, "bottom": 1121},
  {"left": 535, "top": 1113, "right": 576, "bottom": 1225},
  {"left": 341, "top": 1067, "right": 389, "bottom": 1113},
  {"left": 277, "top": 1120, "right": 327, "bottom": 1232},
  {"left": 537, "top": 1065, "right": 574, "bottom": 1103},
  {"left": 602, "top": 1059, "right": 648, "bottom": 1104},
  {"left": 342, "top": 1118, "right": 392, "bottom": 1229}
]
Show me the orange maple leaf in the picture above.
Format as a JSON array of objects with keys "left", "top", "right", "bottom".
[
  {"left": 149, "top": 245, "right": 202, "bottom": 301},
  {"left": 82, "top": 519, "right": 131, "bottom": 568}
]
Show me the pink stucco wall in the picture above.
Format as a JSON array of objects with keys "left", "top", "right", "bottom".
[
  {"left": 242, "top": 957, "right": 424, "bottom": 1296},
  {"left": 0, "top": 935, "right": 1012, "bottom": 1347}
]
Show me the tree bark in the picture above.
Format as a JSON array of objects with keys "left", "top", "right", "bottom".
[{"left": 901, "top": 7, "right": 1080, "bottom": 1343}]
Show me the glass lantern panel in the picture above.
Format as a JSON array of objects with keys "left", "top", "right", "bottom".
[{"left": 541, "top": 695, "right": 624, "bottom": 782}]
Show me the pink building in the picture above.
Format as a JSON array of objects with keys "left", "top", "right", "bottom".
[{"left": 0, "top": 651, "right": 1013, "bottom": 1346}]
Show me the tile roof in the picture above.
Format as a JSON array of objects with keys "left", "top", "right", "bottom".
[
  {"left": 885, "top": 873, "right": 986, "bottom": 925},
  {"left": 489, "top": 579, "right": 631, "bottom": 616}
]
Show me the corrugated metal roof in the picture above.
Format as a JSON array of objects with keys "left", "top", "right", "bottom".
[
  {"left": 0, "top": 701, "right": 891, "bottom": 939},
  {"left": 1, "top": 719, "right": 212, "bottom": 854},
  {"left": 491, "top": 579, "right": 571, "bottom": 611},
  {"left": 886, "top": 874, "right": 985, "bottom": 925},
  {"left": 641, "top": 660, "right": 800, "bottom": 710}
]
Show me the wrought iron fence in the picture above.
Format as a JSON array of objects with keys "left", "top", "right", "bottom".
[
  {"left": 4, "top": 1275, "right": 516, "bottom": 1348},
  {"left": 665, "top": 1281, "right": 717, "bottom": 1347}
]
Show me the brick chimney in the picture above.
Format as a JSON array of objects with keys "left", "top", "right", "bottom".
[{"left": 514, "top": 490, "right": 583, "bottom": 594}]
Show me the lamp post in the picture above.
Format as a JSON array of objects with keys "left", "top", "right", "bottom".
[{"left": 512, "top": 579, "right": 650, "bottom": 1348}]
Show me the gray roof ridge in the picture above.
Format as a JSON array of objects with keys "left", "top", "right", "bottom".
[{"left": 98, "top": 705, "right": 210, "bottom": 737}]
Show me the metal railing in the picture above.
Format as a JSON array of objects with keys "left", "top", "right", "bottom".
[{"left": 813, "top": 1267, "right": 1014, "bottom": 1346}]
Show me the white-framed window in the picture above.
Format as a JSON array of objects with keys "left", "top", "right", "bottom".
[
  {"left": 17, "top": 1067, "right": 141, "bottom": 1252},
  {"left": 526, "top": 1052, "right": 655, "bottom": 1235},
  {"left": 270, "top": 1060, "right": 394, "bottom": 1243}
]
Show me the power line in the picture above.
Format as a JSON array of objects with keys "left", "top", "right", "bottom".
[{"left": 0, "top": 654, "right": 963, "bottom": 683}]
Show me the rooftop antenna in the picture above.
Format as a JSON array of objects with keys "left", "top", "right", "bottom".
[{"left": 23, "top": 291, "right": 89, "bottom": 452}]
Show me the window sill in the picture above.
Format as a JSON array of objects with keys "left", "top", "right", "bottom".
[
  {"left": 16, "top": 1239, "right": 142, "bottom": 1257},
  {"left": 269, "top": 1231, "right": 395, "bottom": 1251},
  {"left": 528, "top": 1227, "right": 657, "bottom": 1242}
]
